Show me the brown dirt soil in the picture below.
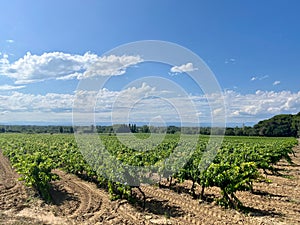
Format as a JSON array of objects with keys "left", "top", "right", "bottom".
[{"left": 0, "top": 140, "right": 299, "bottom": 225}]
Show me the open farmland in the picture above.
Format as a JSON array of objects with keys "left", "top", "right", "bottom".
[{"left": 0, "top": 134, "right": 299, "bottom": 225}]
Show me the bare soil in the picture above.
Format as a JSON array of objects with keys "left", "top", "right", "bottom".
[{"left": 0, "top": 140, "right": 299, "bottom": 225}]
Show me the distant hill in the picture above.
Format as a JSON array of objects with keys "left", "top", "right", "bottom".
[{"left": 254, "top": 112, "right": 300, "bottom": 137}]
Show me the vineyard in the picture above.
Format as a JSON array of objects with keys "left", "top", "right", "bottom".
[{"left": 0, "top": 133, "right": 299, "bottom": 224}]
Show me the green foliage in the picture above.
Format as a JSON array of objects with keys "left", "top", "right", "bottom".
[
  {"left": 174, "top": 136, "right": 297, "bottom": 208},
  {"left": 107, "top": 180, "right": 131, "bottom": 200},
  {"left": 204, "top": 162, "right": 259, "bottom": 208},
  {"left": 0, "top": 136, "right": 60, "bottom": 202},
  {"left": 0, "top": 133, "right": 297, "bottom": 209},
  {"left": 254, "top": 113, "right": 300, "bottom": 137}
]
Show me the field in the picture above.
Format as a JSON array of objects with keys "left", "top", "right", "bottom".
[{"left": 0, "top": 133, "right": 299, "bottom": 225}]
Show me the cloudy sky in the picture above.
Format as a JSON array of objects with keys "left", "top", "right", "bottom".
[{"left": 0, "top": 0, "right": 299, "bottom": 126}]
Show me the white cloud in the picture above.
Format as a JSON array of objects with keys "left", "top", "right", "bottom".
[
  {"left": 0, "top": 85, "right": 299, "bottom": 125},
  {"left": 273, "top": 80, "right": 281, "bottom": 86},
  {"left": 0, "top": 84, "right": 25, "bottom": 91},
  {"left": 6, "top": 39, "right": 14, "bottom": 43},
  {"left": 56, "top": 72, "right": 81, "bottom": 80},
  {"left": 250, "top": 75, "right": 269, "bottom": 81},
  {"left": 0, "top": 91, "right": 74, "bottom": 112},
  {"left": 261, "top": 75, "right": 269, "bottom": 80},
  {"left": 223, "top": 90, "right": 300, "bottom": 123},
  {"left": 0, "top": 52, "right": 143, "bottom": 84},
  {"left": 225, "top": 58, "right": 236, "bottom": 64},
  {"left": 0, "top": 53, "right": 9, "bottom": 64},
  {"left": 82, "top": 55, "right": 143, "bottom": 78},
  {"left": 170, "top": 62, "right": 197, "bottom": 74},
  {"left": 0, "top": 111, "right": 8, "bottom": 115}
]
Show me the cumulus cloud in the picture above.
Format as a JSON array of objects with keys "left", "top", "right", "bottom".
[
  {"left": 0, "top": 83, "right": 299, "bottom": 125},
  {"left": 0, "top": 84, "right": 26, "bottom": 91},
  {"left": 0, "top": 52, "right": 143, "bottom": 84},
  {"left": 0, "top": 84, "right": 158, "bottom": 115},
  {"left": 223, "top": 90, "right": 300, "bottom": 122},
  {"left": 0, "top": 92, "right": 74, "bottom": 112},
  {"left": 273, "top": 80, "right": 281, "bottom": 86},
  {"left": 0, "top": 53, "right": 9, "bottom": 64},
  {"left": 170, "top": 62, "right": 198, "bottom": 74},
  {"left": 6, "top": 39, "right": 14, "bottom": 43},
  {"left": 0, "top": 83, "right": 204, "bottom": 124},
  {"left": 82, "top": 55, "right": 142, "bottom": 78}
]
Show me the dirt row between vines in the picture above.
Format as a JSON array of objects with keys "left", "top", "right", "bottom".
[{"left": 0, "top": 140, "right": 299, "bottom": 224}]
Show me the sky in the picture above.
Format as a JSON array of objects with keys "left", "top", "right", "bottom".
[{"left": 0, "top": 0, "right": 299, "bottom": 126}]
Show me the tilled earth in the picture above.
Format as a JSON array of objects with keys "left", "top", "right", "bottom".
[{"left": 0, "top": 140, "right": 299, "bottom": 225}]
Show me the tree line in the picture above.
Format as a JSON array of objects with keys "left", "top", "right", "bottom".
[{"left": 0, "top": 112, "right": 299, "bottom": 137}]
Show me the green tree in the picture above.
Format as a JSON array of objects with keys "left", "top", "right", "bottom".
[
  {"left": 59, "top": 126, "right": 63, "bottom": 133},
  {"left": 141, "top": 125, "right": 150, "bottom": 133}
]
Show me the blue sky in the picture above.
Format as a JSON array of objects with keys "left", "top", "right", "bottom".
[{"left": 0, "top": 0, "right": 299, "bottom": 126}]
